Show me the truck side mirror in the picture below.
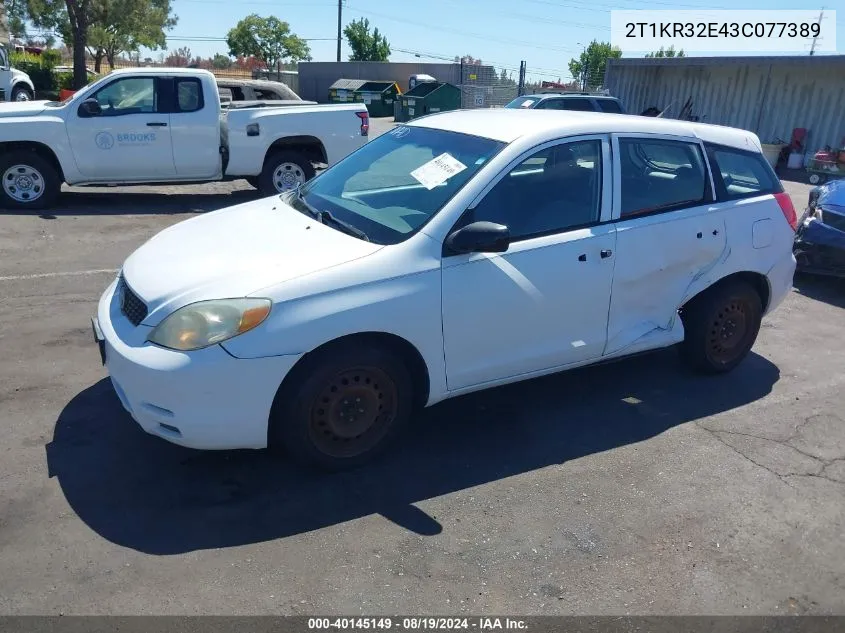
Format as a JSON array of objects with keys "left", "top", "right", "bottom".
[
  {"left": 0, "top": 49, "right": 9, "bottom": 71},
  {"left": 78, "top": 98, "right": 102, "bottom": 117}
]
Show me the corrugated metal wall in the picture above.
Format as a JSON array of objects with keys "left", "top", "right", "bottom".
[
  {"left": 606, "top": 58, "right": 845, "bottom": 156},
  {"left": 297, "top": 62, "right": 461, "bottom": 104}
]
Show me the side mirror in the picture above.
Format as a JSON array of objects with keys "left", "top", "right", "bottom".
[
  {"left": 78, "top": 98, "right": 102, "bottom": 117},
  {"left": 445, "top": 220, "right": 510, "bottom": 255}
]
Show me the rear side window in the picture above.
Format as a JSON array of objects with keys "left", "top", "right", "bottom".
[
  {"left": 619, "top": 138, "right": 711, "bottom": 217},
  {"left": 597, "top": 99, "right": 623, "bottom": 114},
  {"left": 706, "top": 144, "right": 783, "bottom": 200},
  {"left": 175, "top": 78, "right": 203, "bottom": 112},
  {"left": 561, "top": 98, "right": 595, "bottom": 111}
]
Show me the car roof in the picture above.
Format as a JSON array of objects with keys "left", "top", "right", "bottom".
[
  {"left": 527, "top": 94, "right": 620, "bottom": 100},
  {"left": 107, "top": 67, "right": 215, "bottom": 78},
  {"left": 406, "top": 108, "right": 763, "bottom": 151}
]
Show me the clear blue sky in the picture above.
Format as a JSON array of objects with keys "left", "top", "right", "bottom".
[{"left": 154, "top": 0, "right": 841, "bottom": 81}]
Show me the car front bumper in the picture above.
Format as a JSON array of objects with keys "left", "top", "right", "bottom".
[
  {"left": 95, "top": 278, "right": 302, "bottom": 450},
  {"left": 794, "top": 216, "right": 845, "bottom": 278}
]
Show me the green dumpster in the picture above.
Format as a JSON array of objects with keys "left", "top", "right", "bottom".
[
  {"left": 356, "top": 81, "right": 402, "bottom": 117},
  {"left": 328, "top": 79, "right": 366, "bottom": 104},
  {"left": 396, "top": 82, "right": 461, "bottom": 122}
]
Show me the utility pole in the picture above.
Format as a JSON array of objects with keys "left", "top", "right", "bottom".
[
  {"left": 336, "top": 0, "right": 343, "bottom": 62},
  {"left": 810, "top": 8, "right": 823, "bottom": 55}
]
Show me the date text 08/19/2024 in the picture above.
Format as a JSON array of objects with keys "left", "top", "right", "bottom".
[{"left": 307, "top": 618, "right": 528, "bottom": 630}]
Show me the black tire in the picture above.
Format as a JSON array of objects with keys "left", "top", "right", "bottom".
[
  {"left": 269, "top": 341, "right": 414, "bottom": 471},
  {"left": 245, "top": 176, "right": 260, "bottom": 189},
  {"left": 679, "top": 279, "right": 763, "bottom": 374},
  {"left": 0, "top": 151, "right": 61, "bottom": 211},
  {"left": 11, "top": 86, "right": 33, "bottom": 102},
  {"left": 258, "top": 150, "right": 315, "bottom": 197}
]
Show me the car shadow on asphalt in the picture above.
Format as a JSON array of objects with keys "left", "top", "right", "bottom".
[
  {"left": 792, "top": 273, "right": 845, "bottom": 309},
  {"left": 13, "top": 188, "right": 263, "bottom": 218},
  {"left": 46, "top": 348, "right": 780, "bottom": 555}
]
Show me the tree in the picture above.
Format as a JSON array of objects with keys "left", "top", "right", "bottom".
[
  {"left": 87, "top": 0, "right": 177, "bottom": 71},
  {"left": 211, "top": 53, "right": 231, "bottom": 69},
  {"left": 18, "top": 0, "right": 176, "bottom": 87},
  {"left": 567, "top": 40, "right": 622, "bottom": 91},
  {"left": 164, "top": 45, "right": 191, "bottom": 67},
  {"left": 344, "top": 17, "right": 390, "bottom": 62},
  {"left": 226, "top": 14, "right": 311, "bottom": 71},
  {"left": 645, "top": 46, "right": 685, "bottom": 58}
]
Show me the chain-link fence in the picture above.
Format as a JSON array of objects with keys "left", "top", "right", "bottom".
[{"left": 458, "top": 60, "right": 524, "bottom": 109}]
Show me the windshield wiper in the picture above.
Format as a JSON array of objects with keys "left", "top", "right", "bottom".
[
  {"left": 291, "top": 189, "right": 369, "bottom": 241},
  {"left": 316, "top": 210, "right": 370, "bottom": 242}
]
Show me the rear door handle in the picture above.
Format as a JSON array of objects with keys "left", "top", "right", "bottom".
[
  {"left": 146, "top": 121, "right": 167, "bottom": 127},
  {"left": 600, "top": 249, "right": 613, "bottom": 259},
  {"left": 578, "top": 254, "right": 587, "bottom": 262}
]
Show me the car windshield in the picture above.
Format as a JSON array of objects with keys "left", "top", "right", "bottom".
[
  {"left": 505, "top": 96, "right": 541, "bottom": 109},
  {"left": 288, "top": 126, "right": 506, "bottom": 245}
]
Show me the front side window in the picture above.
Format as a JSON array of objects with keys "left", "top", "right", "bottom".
[
  {"left": 92, "top": 77, "right": 156, "bottom": 116},
  {"left": 706, "top": 144, "right": 782, "bottom": 200},
  {"left": 288, "top": 126, "right": 505, "bottom": 245},
  {"left": 619, "top": 138, "right": 710, "bottom": 217},
  {"left": 464, "top": 139, "right": 603, "bottom": 240}
]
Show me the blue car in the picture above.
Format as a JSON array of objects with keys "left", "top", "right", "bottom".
[{"left": 794, "top": 179, "right": 845, "bottom": 278}]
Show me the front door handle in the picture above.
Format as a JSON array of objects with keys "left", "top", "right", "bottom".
[
  {"left": 578, "top": 254, "right": 587, "bottom": 262},
  {"left": 146, "top": 121, "right": 167, "bottom": 127},
  {"left": 600, "top": 249, "right": 613, "bottom": 259}
]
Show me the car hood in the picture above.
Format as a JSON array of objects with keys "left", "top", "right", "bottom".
[
  {"left": 0, "top": 100, "right": 49, "bottom": 118},
  {"left": 121, "top": 196, "right": 383, "bottom": 325},
  {"left": 818, "top": 179, "right": 845, "bottom": 213}
]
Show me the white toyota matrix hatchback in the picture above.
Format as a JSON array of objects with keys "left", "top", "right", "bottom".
[{"left": 93, "top": 109, "right": 798, "bottom": 469}]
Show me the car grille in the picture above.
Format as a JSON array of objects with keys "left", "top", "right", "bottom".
[
  {"left": 822, "top": 207, "right": 845, "bottom": 233},
  {"left": 118, "top": 276, "right": 148, "bottom": 326}
]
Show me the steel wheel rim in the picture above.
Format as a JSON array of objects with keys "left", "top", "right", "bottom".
[
  {"left": 14, "top": 90, "right": 31, "bottom": 102},
  {"left": 706, "top": 298, "right": 751, "bottom": 365},
  {"left": 308, "top": 365, "right": 398, "bottom": 459},
  {"left": 3, "top": 164, "right": 45, "bottom": 203},
  {"left": 273, "top": 162, "right": 306, "bottom": 192}
]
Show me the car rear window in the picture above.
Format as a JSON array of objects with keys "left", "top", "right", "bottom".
[
  {"left": 705, "top": 144, "right": 782, "bottom": 200},
  {"left": 597, "top": 99, "right": 623, "bottom": 114}
]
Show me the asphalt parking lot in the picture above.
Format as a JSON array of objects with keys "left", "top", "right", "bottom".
[{"left": 1, "top": 118, "right": 844, "bottom": 615}]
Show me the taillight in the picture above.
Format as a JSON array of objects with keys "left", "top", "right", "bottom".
[
  {"left": 356, "top": 111, "right": 369, "bottom": 136},
  {"left": 774, "top": 192, "right": 798, "bottom": 231}
]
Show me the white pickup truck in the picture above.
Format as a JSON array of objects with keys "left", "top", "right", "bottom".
[
  {"left": 0, "top": 43, "right": 36, "bottom": 103},
  {"left": 0, "top": 67, "right": 370, "bottom": 209}
]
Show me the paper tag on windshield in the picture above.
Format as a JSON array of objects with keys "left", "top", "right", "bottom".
[
  {"left": 520, "top": 99, "right": 534, "bottom": 108},
  {"left": 410, "top": 153, "right": 467, "bottom": 190}
]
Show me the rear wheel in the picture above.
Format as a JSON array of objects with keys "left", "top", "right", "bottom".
[
  {"left": 258, "top": 150, "right": 315, "bottom": 197},
  {"left": 269, "top": 342, "right": 414, "bottom": 470},
  {"left": 0, "top": 152, "right": 61, "bottom": 211},
  {"left": 680, "top": 279, "right": 763, "bottom": 374},
  {"left": 11, "top": 86, "right": 33, "bottom": 102}
]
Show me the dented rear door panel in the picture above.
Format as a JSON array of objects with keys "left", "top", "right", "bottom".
[{"left": 604, "top": 206, "right": 728, "bottom": 356}]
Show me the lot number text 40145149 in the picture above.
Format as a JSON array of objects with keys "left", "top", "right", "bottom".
[{"left": 307, "top": 618, "right": 528, "bottom": 630}]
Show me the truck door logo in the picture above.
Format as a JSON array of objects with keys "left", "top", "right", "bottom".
[{"left": 95, "top": 132, "right": 114, "bottom": 150}]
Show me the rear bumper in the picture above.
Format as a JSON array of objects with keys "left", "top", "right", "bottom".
[{"left": 765, "top": 251, "right": 797, "bottom": 315}]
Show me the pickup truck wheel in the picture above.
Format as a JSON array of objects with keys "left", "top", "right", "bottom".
[
  {"left": 679, "top": 279, "right": 762, "bottom": 374},
  {"left": 11, "top": 86, "right": 33, "bottom": 102},
  {"left": 269, "top": 342, "right": 413, "bottom": 471},
  {"left": 0, "top": 153, "right": 60, "bottom": 210},
  {"left": 259, "top": 150, "right": 315, "bottom": 196}
]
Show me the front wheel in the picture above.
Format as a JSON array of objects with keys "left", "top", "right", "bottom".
[
  {"left": 680, "top": 279, "right": 763, "bottom": 374},
  {"left": 0, "top": 152, "right": 61, "bottom": 210},
  {"left": 258, "top": 150, "right": 315, "bottom": 197},
  {"left": 270, "top": 342, "right": 414, "bottom": 471}
]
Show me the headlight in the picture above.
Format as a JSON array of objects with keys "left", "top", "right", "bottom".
[{"left": 147, "top": 298, "right": 272, "bottom": 351}]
